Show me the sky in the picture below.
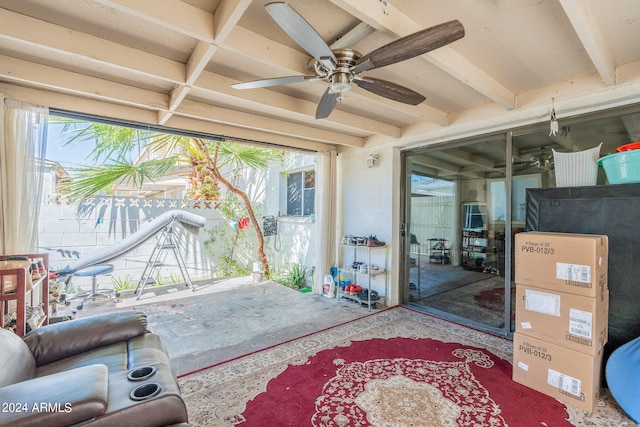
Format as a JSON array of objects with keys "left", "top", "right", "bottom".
[{"left": 45, "top": 121, "right": 97, "bottom": 169}]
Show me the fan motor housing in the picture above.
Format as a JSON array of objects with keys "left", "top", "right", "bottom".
[{"left": 310, "top": 48, "right": 361, "bottom": 80}]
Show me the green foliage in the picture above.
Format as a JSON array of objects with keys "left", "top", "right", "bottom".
[
  {"left": 63, "top": 158, "right": 176, "bottom": 200},
  {"left": 54, "top": 117, "right": 167, "bottom": 163},
  {"left": 53, "top": 116, "right": 281, "bottom": 204},
  {"left": 169, "top": 273, "right": 182, "bottom": 285},
  {"left": 204, "top": 220, "right": 252, "bottom": 278},
  {"left": 201, "top": 185, "right": 261, "bottom": 278},
  {"left": 275, "top": 264, "right": 311, "bottom": 289},
  {"left": 215, "top": 142, "right": 283, "bottom": 171},
  {"left": 215, "top": 255, "right": 250, "bottom": 278},
  {"left": 185, "top": 182, "right": 220, "bottom": 201},
  {"left": 154, "top": 272, "right": 164, "bottom": 287},
  {"left": 111, "top": 275, "right": 136, "bottom": 291}
]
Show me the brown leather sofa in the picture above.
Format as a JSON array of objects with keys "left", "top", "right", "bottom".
[{"left": 0, "top": 311, "right": 189, "bottom": 426}]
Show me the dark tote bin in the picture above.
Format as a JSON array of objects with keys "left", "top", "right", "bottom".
[{"left": 526, "top": 183, "right": 640, "bottom": 382}]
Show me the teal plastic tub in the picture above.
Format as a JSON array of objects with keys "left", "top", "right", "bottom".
[{"left": 598, "top": 150, "right": 640, "bottom": 184}]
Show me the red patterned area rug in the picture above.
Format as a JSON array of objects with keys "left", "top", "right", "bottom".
[
  {"left": 243, "top": 337, "right": 568, "bottom": 426},
  {"left": 178, "top": 307, "right": 631, "bottom": 427}
]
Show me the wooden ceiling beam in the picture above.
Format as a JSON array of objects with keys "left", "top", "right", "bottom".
[
  {"left": 0, "top": 55, "right": 169, "bottom": 109},
  {"left": 0, "top": 5, "right": 442, "bottom": 135},
  {"left": 91, "top": 0, "right": 216, "bottom": 42},
  {"left": 213, "top": 0, "right": 253, "bottom": 41},
  {"left": 0, "top": 55, "right": 359, "bottom": 147},
  {"left": 164, "top": 115, "right": 337, "bottom": 152},
  {"left": 437, "top": 148, "right": 495, "bottom": 169},
  {"left": 174, "top": 99, "right": 364, "bottom": 147},
  {"left": 559, "top": 0, "right": 616, "bottom": 86},
  {"left": 328, "top": 0, "right": 515, "bottom": 109},
  {"left": 160, "top": 0, "right": 252, "bottom": 124},
  {"left": 159, "top": 41, "right": 219, "bottom": 125},
  {"left": 0, "top": 8, "right": 183, "bottom": 84}
]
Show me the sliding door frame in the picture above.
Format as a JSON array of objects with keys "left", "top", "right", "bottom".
[{"left": 400, "top": 131, "right": 514, "bottom": 339}]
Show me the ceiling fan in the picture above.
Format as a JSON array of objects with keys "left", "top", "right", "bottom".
[{"left": 232, "top": 2, "right": 465, "bottom": 119}]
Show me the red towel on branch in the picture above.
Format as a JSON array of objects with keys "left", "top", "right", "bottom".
[{"left": 238, "top": 217, "right": 250, "bottom": 230}]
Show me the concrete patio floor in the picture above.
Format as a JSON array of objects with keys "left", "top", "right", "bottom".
[{"left": 59, "top": 277, "right": 375, "bottom": 375}]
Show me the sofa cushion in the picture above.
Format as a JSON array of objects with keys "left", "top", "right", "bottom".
[
  {"left": 23, "top": 311, "right": 149, "bottom": 366},
  {"left": 127, "top": 333, "right": 173, "bottom": 368},
  {"left": 35, "top": 342, "right": 128, "bottom": 378},
  {"left": 0, "top": 328, "right": 35, "bottom": 387},
  {"left": 35, "top": 333, "right": 172, "bottom": 378}
]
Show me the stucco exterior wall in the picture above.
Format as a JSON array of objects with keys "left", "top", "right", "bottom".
[{"left": 337, "top": 146, "right": 394, "bottom": 302}]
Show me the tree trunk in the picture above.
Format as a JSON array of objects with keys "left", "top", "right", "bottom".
[{"left": 196, "top": 140, "right": 270, "bottom": 277}]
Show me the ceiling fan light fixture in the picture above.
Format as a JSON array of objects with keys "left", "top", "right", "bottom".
[
  {"left": 328, "top": 82, "right": 352, "bottom": 94},
  {"left": 328, "top": 72, "right": 352, "bottom": 94}
]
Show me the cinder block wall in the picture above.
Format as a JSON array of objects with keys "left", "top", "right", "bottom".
[{"left": 37, "top": 197, "right": 219, "bottom": 290}]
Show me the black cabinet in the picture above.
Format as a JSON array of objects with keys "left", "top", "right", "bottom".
[{"left": 526, "top": 184, "right": 640, "bottom": 370}]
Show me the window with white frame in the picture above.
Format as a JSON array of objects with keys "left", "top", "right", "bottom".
[{"left": 286, "top": 169, "right": 315, "bottom": 216}]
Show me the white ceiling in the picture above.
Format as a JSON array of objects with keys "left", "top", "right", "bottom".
[{"left": 1, "top": 0, "right": 640, "bottom": 153}]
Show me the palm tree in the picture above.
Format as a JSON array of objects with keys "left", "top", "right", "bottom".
[
  {"left": 57, "top": 118, "right": 281, "bottom": 276},
  {"left": 182, "top": 137, "right": 279, "bottom": 276}
]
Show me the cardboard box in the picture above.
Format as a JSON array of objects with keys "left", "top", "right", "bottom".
[
  {"left": 512, "top": 333, "right": 603, "bottom": 412},
  {"left": 515, "top": 232, "right": 608, "bottom": 297},
  {"left": 516, "top": 285, "right": 608, "bottom": 355}
]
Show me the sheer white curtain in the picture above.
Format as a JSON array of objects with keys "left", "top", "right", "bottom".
[
  {"left": 0, "top": 96, "right": 48, "bottom": 254},
  {"left": 315, "top": 150, "right": 338, "bottom": 292}
]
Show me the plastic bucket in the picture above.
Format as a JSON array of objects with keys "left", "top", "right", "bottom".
[
  {"left": 597, "top": 150, "right": 640, "bottom": 184},
  {"left": 615, "top": 141, "right": 640, "bottom": 153},
  {"left": 553, "top": 143, "right": 601, "bottom": 187}
]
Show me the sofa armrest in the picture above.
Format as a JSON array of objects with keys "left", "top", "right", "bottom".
[
  {"left": 0, "top": 364, "right": 108, "bottom": 427},
  {"left": 23, "top": 312, "right": 150, "bottom": 366}
]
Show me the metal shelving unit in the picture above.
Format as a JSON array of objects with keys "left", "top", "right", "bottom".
[{"left": 338, "top": 244, "right": 387, "bottom": 311}]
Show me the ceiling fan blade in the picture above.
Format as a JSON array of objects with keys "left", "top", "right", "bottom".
[
  {"left": 265, "top": 2, "right": 336, "bottom": 70},
  {"left": 353, "top": 20, "right": 465, "bottom": 73},
  {"left": 315, "top": 88, "right": 339, "bottom": 119},
  {"left": 354, "top": 77, "right": 426, "bottom": 105},
  {"left": 232, "top": 75, "right": 319, "bottom": 90}
]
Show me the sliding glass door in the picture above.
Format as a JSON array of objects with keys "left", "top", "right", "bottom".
[
  {"left": 401, "top": 104, "right": 640, "bottom": 338},
  {"left": 402, "top": 134, "right": 515, "bottom": 336}
]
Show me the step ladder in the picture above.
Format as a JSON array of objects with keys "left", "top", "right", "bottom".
[{"left": 134, "top": 219, "right": 197, "bottom": 300}]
